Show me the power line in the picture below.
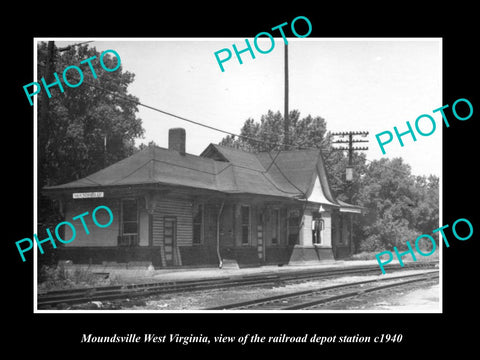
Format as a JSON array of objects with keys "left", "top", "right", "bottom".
[
  {"left": 42, "top": 50, "right": 297, "bottom": 151},
  {"left": 79, "top": 78, "right": 286, "bottom": 149},
  {"left": 331, "top": 131, "right": 369, "bottom": 183},
  {"left": 65, "top": 79, "right": 417, "bottom": 181},
  {"left": 57, "top": 41, "right": 95, "bottom": 52},
  {"left": 42, "top": 54, "right": 414, "bottom": 182},
  {"left": 38, "top": 63, "right": 308, "bottom": 195},
  {"left": 264, "top": 148, "right": 282, "bottom": 172},
  {"left": 41, "top": 43, "right": 416, "bottom": 180},
  {"left": 46, "top": 74, "right": 414, "bottom": 180},
  {"left": 331, "top": 131, "right": 369, "bottom": 161},
  {"left": 266, "top": 151, "right": 307, "bottom": 197},
  {"left": 42, "top": 55, "right": 363, "bottom": 160},
  {"left": 43, "top": 49, "right": 282, "bottom": 148}
]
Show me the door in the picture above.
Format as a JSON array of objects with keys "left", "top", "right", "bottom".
[
  {"left": 312, "top": 216, "right": 324, "bottom": 245},
  {"left": 164, "top": 217, "right": 177, "bottom": 266}
]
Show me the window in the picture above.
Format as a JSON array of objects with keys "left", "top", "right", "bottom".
[
  {"left": 193, "top": 204, "right": 203, "bottom": 245},
  {"left": 241, "top": 205, "right": 250, "bottom": 245},
  {"left": 271, "top": 209, "right": 280, "bottom": 245},
  {"left": 119, "top": 199, "right": 139, "bottom": 246}
]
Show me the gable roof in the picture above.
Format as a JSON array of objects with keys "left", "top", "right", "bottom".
[
  {"left": 206, "top": 144, "right": 338, "bottom": 205},
  {"left": 201, "top": 144, "right": 318, "bottom": 198},
  {"left": 44, "top": 143, "right": 349, "bottom": 208}
]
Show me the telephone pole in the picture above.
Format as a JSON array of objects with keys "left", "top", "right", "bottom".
[
  {"left": 331, "top": 130, "right": 369, "bottom": 256},
  {"left": 40, "top": 41, "right": 55, "bottom": 128},
  {"left": 38, "top": 41, "right": 56, "bottom": 189},
  {"left": 284, "top": 43, "right": 289, "bottom": 150},
  {"left": 331, "top": 131, "right": 369, "bottom": 181}
]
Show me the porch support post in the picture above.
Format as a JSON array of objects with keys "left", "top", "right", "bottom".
[
  {"left": 298, "top": 212, "right": 313, "bottom": 246},
  {"left": 216, "top": 201, "right": 225, "bottom": 268},
  {"left": 289, "top": 204, "right": 335, "bottom": 265},
  {"left": 320, "top": 210, "right": 332, "bottom": 247}
]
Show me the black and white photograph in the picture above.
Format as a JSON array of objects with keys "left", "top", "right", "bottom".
[
  {"left": 6, "top": 7, "right": 478, "bottom": 355},
  {"left": 33, "top": 38, "right": 442, "bottom": 313}
]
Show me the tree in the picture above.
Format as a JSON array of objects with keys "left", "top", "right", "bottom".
[
  {"left": 356, "top": 158, "right": 439, "bottom": 252},
  {"left": 220, "top": 110, "right": 329, "bottom": 151},
  {"left": 411, "top": 174, "right": 440, "bottom": 235},
  {"left": 219, "top": 109, "right": 356, "bottom": 196},
  {"left": 37, "top": 42, "right": 144, "bottom": 189},
  {"left": 138, "top": 140, "right": 158, "bottom": 151},
  {"left": 36, "top": 42, "right": 145, "bottom": 262}
]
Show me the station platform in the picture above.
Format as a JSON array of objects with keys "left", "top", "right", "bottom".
[{"left": 60, "top": 259, "right": 396, "bottom": 284}]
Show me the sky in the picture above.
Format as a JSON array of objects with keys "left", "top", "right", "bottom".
[{"left": 45, "top": 38, "right": 442, "bottom": 177}]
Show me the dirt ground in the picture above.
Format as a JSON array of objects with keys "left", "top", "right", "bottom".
[
  {"left": 96, "top": 269, "right": 440, "bottom": 312},
  {"left": 350, "top": 283, "right": 440, "bottom": 312}
]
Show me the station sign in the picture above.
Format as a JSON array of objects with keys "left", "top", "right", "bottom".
[{"left": 72, "top": 192, "right": 104, "bottom": 199}]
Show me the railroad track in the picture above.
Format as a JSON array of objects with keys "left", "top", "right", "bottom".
[
  {"left": 37, "top": 261, "right": 438, "bottom": 309},
  {"left": 206, "top": 270, "right": 439, "bottom": 310}
]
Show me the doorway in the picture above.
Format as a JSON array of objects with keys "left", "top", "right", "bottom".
[{"left": 312, "top": 216, "right": 324, "bottom": 245}]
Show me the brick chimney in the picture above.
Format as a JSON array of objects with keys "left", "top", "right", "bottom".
[{"left": 168, "top": 128, "right": 186, "bottom": 155}]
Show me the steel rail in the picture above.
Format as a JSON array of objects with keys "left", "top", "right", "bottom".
[
  {"left": 207, "top": 270, "right": 439, "bottom": 310},
  {"left": 37, "top": 261, "right": 438, "bottom": 309},
  {"left": 282, "top": 273, "right": 439, "bottom": 310}
]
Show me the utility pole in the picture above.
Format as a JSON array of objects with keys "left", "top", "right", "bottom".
[
  {"left": 331, "top": 131, "right": 369, "bottom": 255},
  {"left": 284, "top": 43, "right": 289, "bottom": 150},
  {"left": 40, "top": 41, "right": 55, "bottom": 131},
  {"left": 331, "top": 131, "right": 369, "bottom": 181},
  {"left": 38, "top": 41, "right": 56, "bottom": 189}
]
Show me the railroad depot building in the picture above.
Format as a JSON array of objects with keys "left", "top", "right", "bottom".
[{"left": 44, "top": 128, "right": 362, "bottom": 268}]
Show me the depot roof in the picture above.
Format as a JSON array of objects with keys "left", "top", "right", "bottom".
[{"left": 44, "top": 142, "right": 359, "bottom": 209}]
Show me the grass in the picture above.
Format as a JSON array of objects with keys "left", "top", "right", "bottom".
[
  {"left": 38, "top": 264, "right": 120, "bottom": 291},
  {"left": 346, "top": 251, "right": 379, "bottom": 261},
  {"left": 346, "top": 249, "right": 440, "bottom": 262}
]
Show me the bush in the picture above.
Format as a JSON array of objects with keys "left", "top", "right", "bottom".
[
  {"left": 39, "top": 264, "right": 68, "bottom": 286},
  {"left": 38, "top": 264, "right": 118, "bottom": 291},
  {"left": 359, "top": 216, "right": 421, "bottom": 253},
  {"left": 348, "top": 251, "right": 379, "bottom": 261},
  {"left": 359, "top": 235, "right": 384, "bottom": 252}
]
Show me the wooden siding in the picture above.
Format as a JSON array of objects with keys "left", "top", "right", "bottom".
[
  {"left": 63, "top": 198, "right": 120, "bottom": 247},
  {"left": 152, "top": 198, "right": 193, "bottom": 245}
]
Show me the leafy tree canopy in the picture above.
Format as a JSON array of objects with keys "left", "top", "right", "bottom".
[
  {"left": 37, "top": 42, "right": 144, "bottom": 188},
  {"left": 220, "top": 109, "right": 329, "bottom": 152},
  {"left": 354, "top": 158, "right": 439, "bottom": 252},
  {"left": 219, "top": 109, "right": 352, "bottom": 195}
]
